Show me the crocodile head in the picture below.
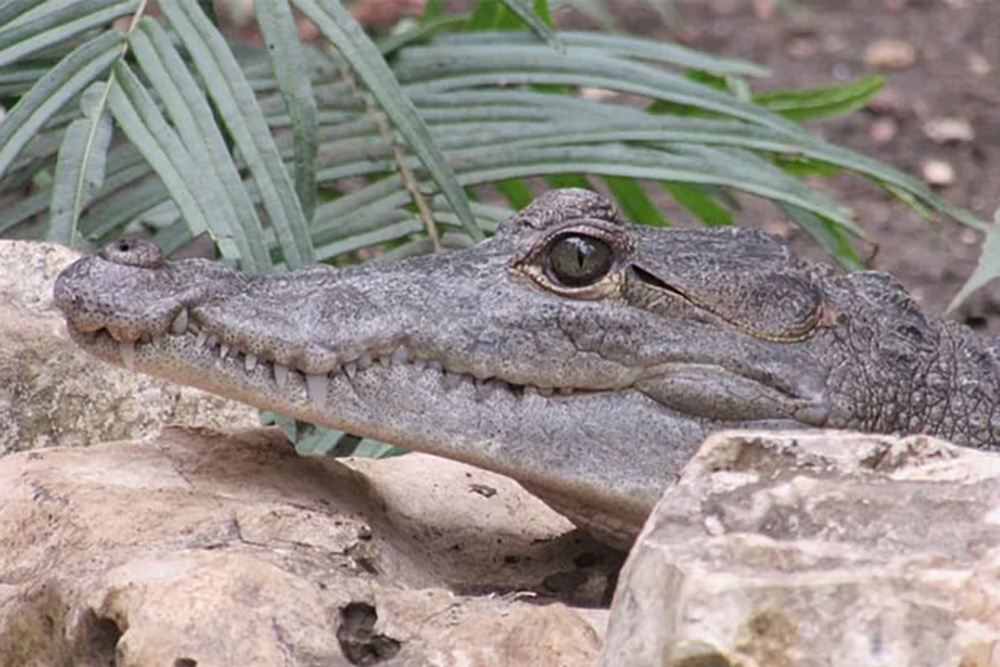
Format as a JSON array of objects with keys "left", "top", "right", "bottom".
[{"left": 54, "top": 189, "right": 998, "bottom": 547}]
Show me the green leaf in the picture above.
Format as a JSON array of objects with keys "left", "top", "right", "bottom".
[
  {"left": 773, "top": 152, "right": 842, "bottom": 177},
  {"left": 754, "top": 75, "right": 884, "bottom": 121},
  {"left": 350, "top": 438, "right": 408, "bottom": 459},
  {"left": 292, "top": 0, "right": 482, "bottom": 242},
  {"left": 255, "top": 0, "right": 318, "bottom": 222},
  {"left": 130, "top": 17, "right": 273, "bottom": 271},
  {"left": 295, "top": 425, "right": 347, "bottom": 456},
  {"left": 0, "top": 1, "right": 42, "bottom": 28},
  {"left": 467, "top": 0, "right": 501, "bottom": 30},
  {"left": 434, "top": 31, "right": 769, "bottom": 77},
  {"left": 603, "top": 176, "right": 668, "bottom": 226},
  {"left": 779, "top": 203, "right": 864, "bottom": 270},
  {"left": 394, "top": 44, "right": 797, "bottom": 134},
  {"left": 0, "top": 0, "right": 137, "bottom": 69},
  {"left": 494, "top": 178, "right": 535, "bottom": 209},
  {"left": 496, "top": 0, "right": 563, "bottom": 50},
  {"left": 378, "top": 13, "right": 468, "bottom": 55},
  {"left": 545, "top": 173, "right": 591, "bottom": 190},
  {"left": 662, "top": 181, "right": 732, "bottom": 226},
  {"left": 949, "top": 208, "right": 1000, "bottom": 310},
  {"left": 161, "top": 0, "right": 314, "bottom": 268},
  {"left": 106, "top": 61, "right": 241, "bottom": 258},
  {"left": 47, "top": 83, "right": 113, "bottom": 245},
  {"left": 0, "top": 31, "right": 121, "bottom": 183}
]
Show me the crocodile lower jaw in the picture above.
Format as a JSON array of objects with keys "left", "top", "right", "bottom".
[{"left": 65, "top": 320, "right": 602, "bottom": 416}]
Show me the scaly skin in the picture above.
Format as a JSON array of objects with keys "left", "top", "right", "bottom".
[{"left": 54, "top": 190, "right": 1000, "bottom": 547}]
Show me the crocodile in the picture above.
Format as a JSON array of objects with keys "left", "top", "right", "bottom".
[{"left": 54, "top": 189, "right": 1000, "bottom": 547}]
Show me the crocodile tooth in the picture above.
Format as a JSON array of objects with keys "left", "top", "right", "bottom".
[
  {"left": 413, "top": 359, "right": 426, "bottom": 371},
  {"left": 390, "top": 346, "right": 409, "bottom": 366},
  {"left": 358, "top": 352, "right": 373, "bottom": 370},
  {"left": 119, "top": 341, "right": 136, "bottom": 372},
  {"left": 170, "top": 309, "right": 189, "bottom": 335},
  {"left": 539, "top": 386, "right": 554, "bottom": 397},
  {"left": 427, "top": 360, "right": 443, "bottom": 373},
  {"left": 306, "top": 374, "right": 327, "bottom": 406},
  {"left": 443, "top": 372, "right": 462, "bottom": 390},
  {"left": 378, "top": 355, "right": 390, "bottom": 368},
  {"left": 523, "top": 385, "right": 544, "bottom": 407},
  {"left": 205, "top": 335, "right": 219, "bottom": 349},
  {"left": 245, "top": 354, "right": 258, "bottom": 372},
  {"left": 219, "top": 344, "right": 230, "bottom": 359},
  {"left": 344, "top": 361, "right": 358, "bottom": 380},
  {"left": 274, "top": 363, "right": 289, "bottom": 388},
  {"left": 559, "top": 387, "right": 573, "bottom": 395},
  {"left": 195, "top": 331, "right": 207, "bottom": 347},
  {"left": 475, "top": 379, "right": 493, "bottom": 400}
]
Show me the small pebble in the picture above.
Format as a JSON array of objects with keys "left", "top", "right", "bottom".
[
  {"left": 921, "top": 159, "right": 955, "bottom": 186},
  {"left": 864, "top": 39, "right": 917, "bottom": 69},
  {"left": 922, "top": 117, "right": 975, "bottom": 144},
  {"left": 968, "top": 53, "right": 992, "bottom": 76},
  {"left": 870, "top": 117, "right": 898, "bottom": 144}
]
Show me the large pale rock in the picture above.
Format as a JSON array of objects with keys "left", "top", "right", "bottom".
[
  {"left": 0, "top": 241, "right": 258, "bottom": 454},
  {"left": 601, "top": 431, "right": 1000, "bottom": 667},
  {"left": 0, "top": 426, "right": 613, "bottom": 666}
]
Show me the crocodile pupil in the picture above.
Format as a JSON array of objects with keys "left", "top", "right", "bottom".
[{"left": 546, "top": 234, "right": 612, "bottom": 287}]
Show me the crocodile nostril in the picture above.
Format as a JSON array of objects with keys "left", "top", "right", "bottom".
[{"left": 100, "top": 237, "right": 164, "bottom": 269}]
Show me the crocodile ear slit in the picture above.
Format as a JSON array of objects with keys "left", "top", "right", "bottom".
[{"left": 629, "top": 265, "right": 689, "bottom": 300}]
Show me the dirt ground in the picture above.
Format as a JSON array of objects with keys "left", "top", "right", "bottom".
[{"left": 612, "top": 0, "right": 999, "bottom": 334}]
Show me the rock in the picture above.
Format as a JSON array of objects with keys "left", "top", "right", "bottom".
[
  {"left": 600, "top": 431, "right": 1000, "bottom": 667},
  {"left": 968, "top": 52, "right": 992, "bottom": 76},
  {"left": 869, "top": 117, "right": 899, "bottom": 144},
  {"left": 922, "top": 158, "right": 956, "bottom": 186},
  {"left": 0, "top": 241, "right": 258, "bottom": 455},
  {"left": 0, "top": 426, "right": 610, "bottom": 666},
  {"left": 922, "top": 117, "right": 975, "bottom": 144},
  {"left": 863, "top": 39, "right": 917, "bottom": 69}
]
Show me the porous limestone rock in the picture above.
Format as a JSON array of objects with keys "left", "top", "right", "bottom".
[
  {"left": 0, "top": 426, "right": 612, "bottom": 666},
  {"left": 0, "top": 240, "right": 258, "bottom": 455},
  {"left": 600, "top": 431, "right": 1000, "bottom": 667}
]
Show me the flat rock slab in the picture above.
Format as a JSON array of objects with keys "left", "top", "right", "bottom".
[
  {"left": 601, "top": 430, "right": 1000, "bottom": 667},
  {"left": 0, "top": 240, "right": 258, "bottom": 455},
  {"left": 0, "top": 426, "right": 612, "bottom": 666}
]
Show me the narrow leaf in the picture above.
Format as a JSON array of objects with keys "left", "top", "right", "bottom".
[
  {"left": 161, "top": 0, "right": 314, "bottom": 267},
  {"left": 434, "top": 31, "right": 769, "bottom": 77},
  {"left": 255, "top": 0, "right": 318, "bottom": 221},
  {"left": 949, "top": 209, "right": 1000, "bottom": 310},
  {"left": 603, "top": 176, "right": 668, "bottom": 225},
  {"left": 106, "top": 61, "right": 240, "bottom": 259},
  {"left": 662, "top": 181, "right": 732, "bottom": 226},
  {"left": 0, "top": 1, "right": 50, "bottom": 30},
  {"left": 0, "top": 0, "right": 137, "bottom": 69},
  {"left": 779, "top": 204, "right": 864, "bottom": 270},
  {"left": 467, "top": 0, "right": 501, "bottom": 30},
  {"left": 494, "top": 178, "right": 534, "bottom": 209},
  {"left": 48, "top": 83, "right": 113, "bottom": 244},
  {"left": 131, "top": 18, "right": 272, "bottom": 271},
  {"left": 0, "top": 31, "right": 121, "bottom": 183},
  {"left": 496, "top": 0, "right": 563, "bottom": 50},
  {"left": 292, "top": 0, "right": 482, "bottom": 242},
  {"left": 754, "top": 75, "right": 884, "bottom": 121}
]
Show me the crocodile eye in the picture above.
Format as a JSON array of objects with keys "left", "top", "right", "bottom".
[
  {"left": 99, "top": 238, "right": 164, "bottom": 269},
  {"left": 545, "top": 234, "right": 613, "bottom": 288}
]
